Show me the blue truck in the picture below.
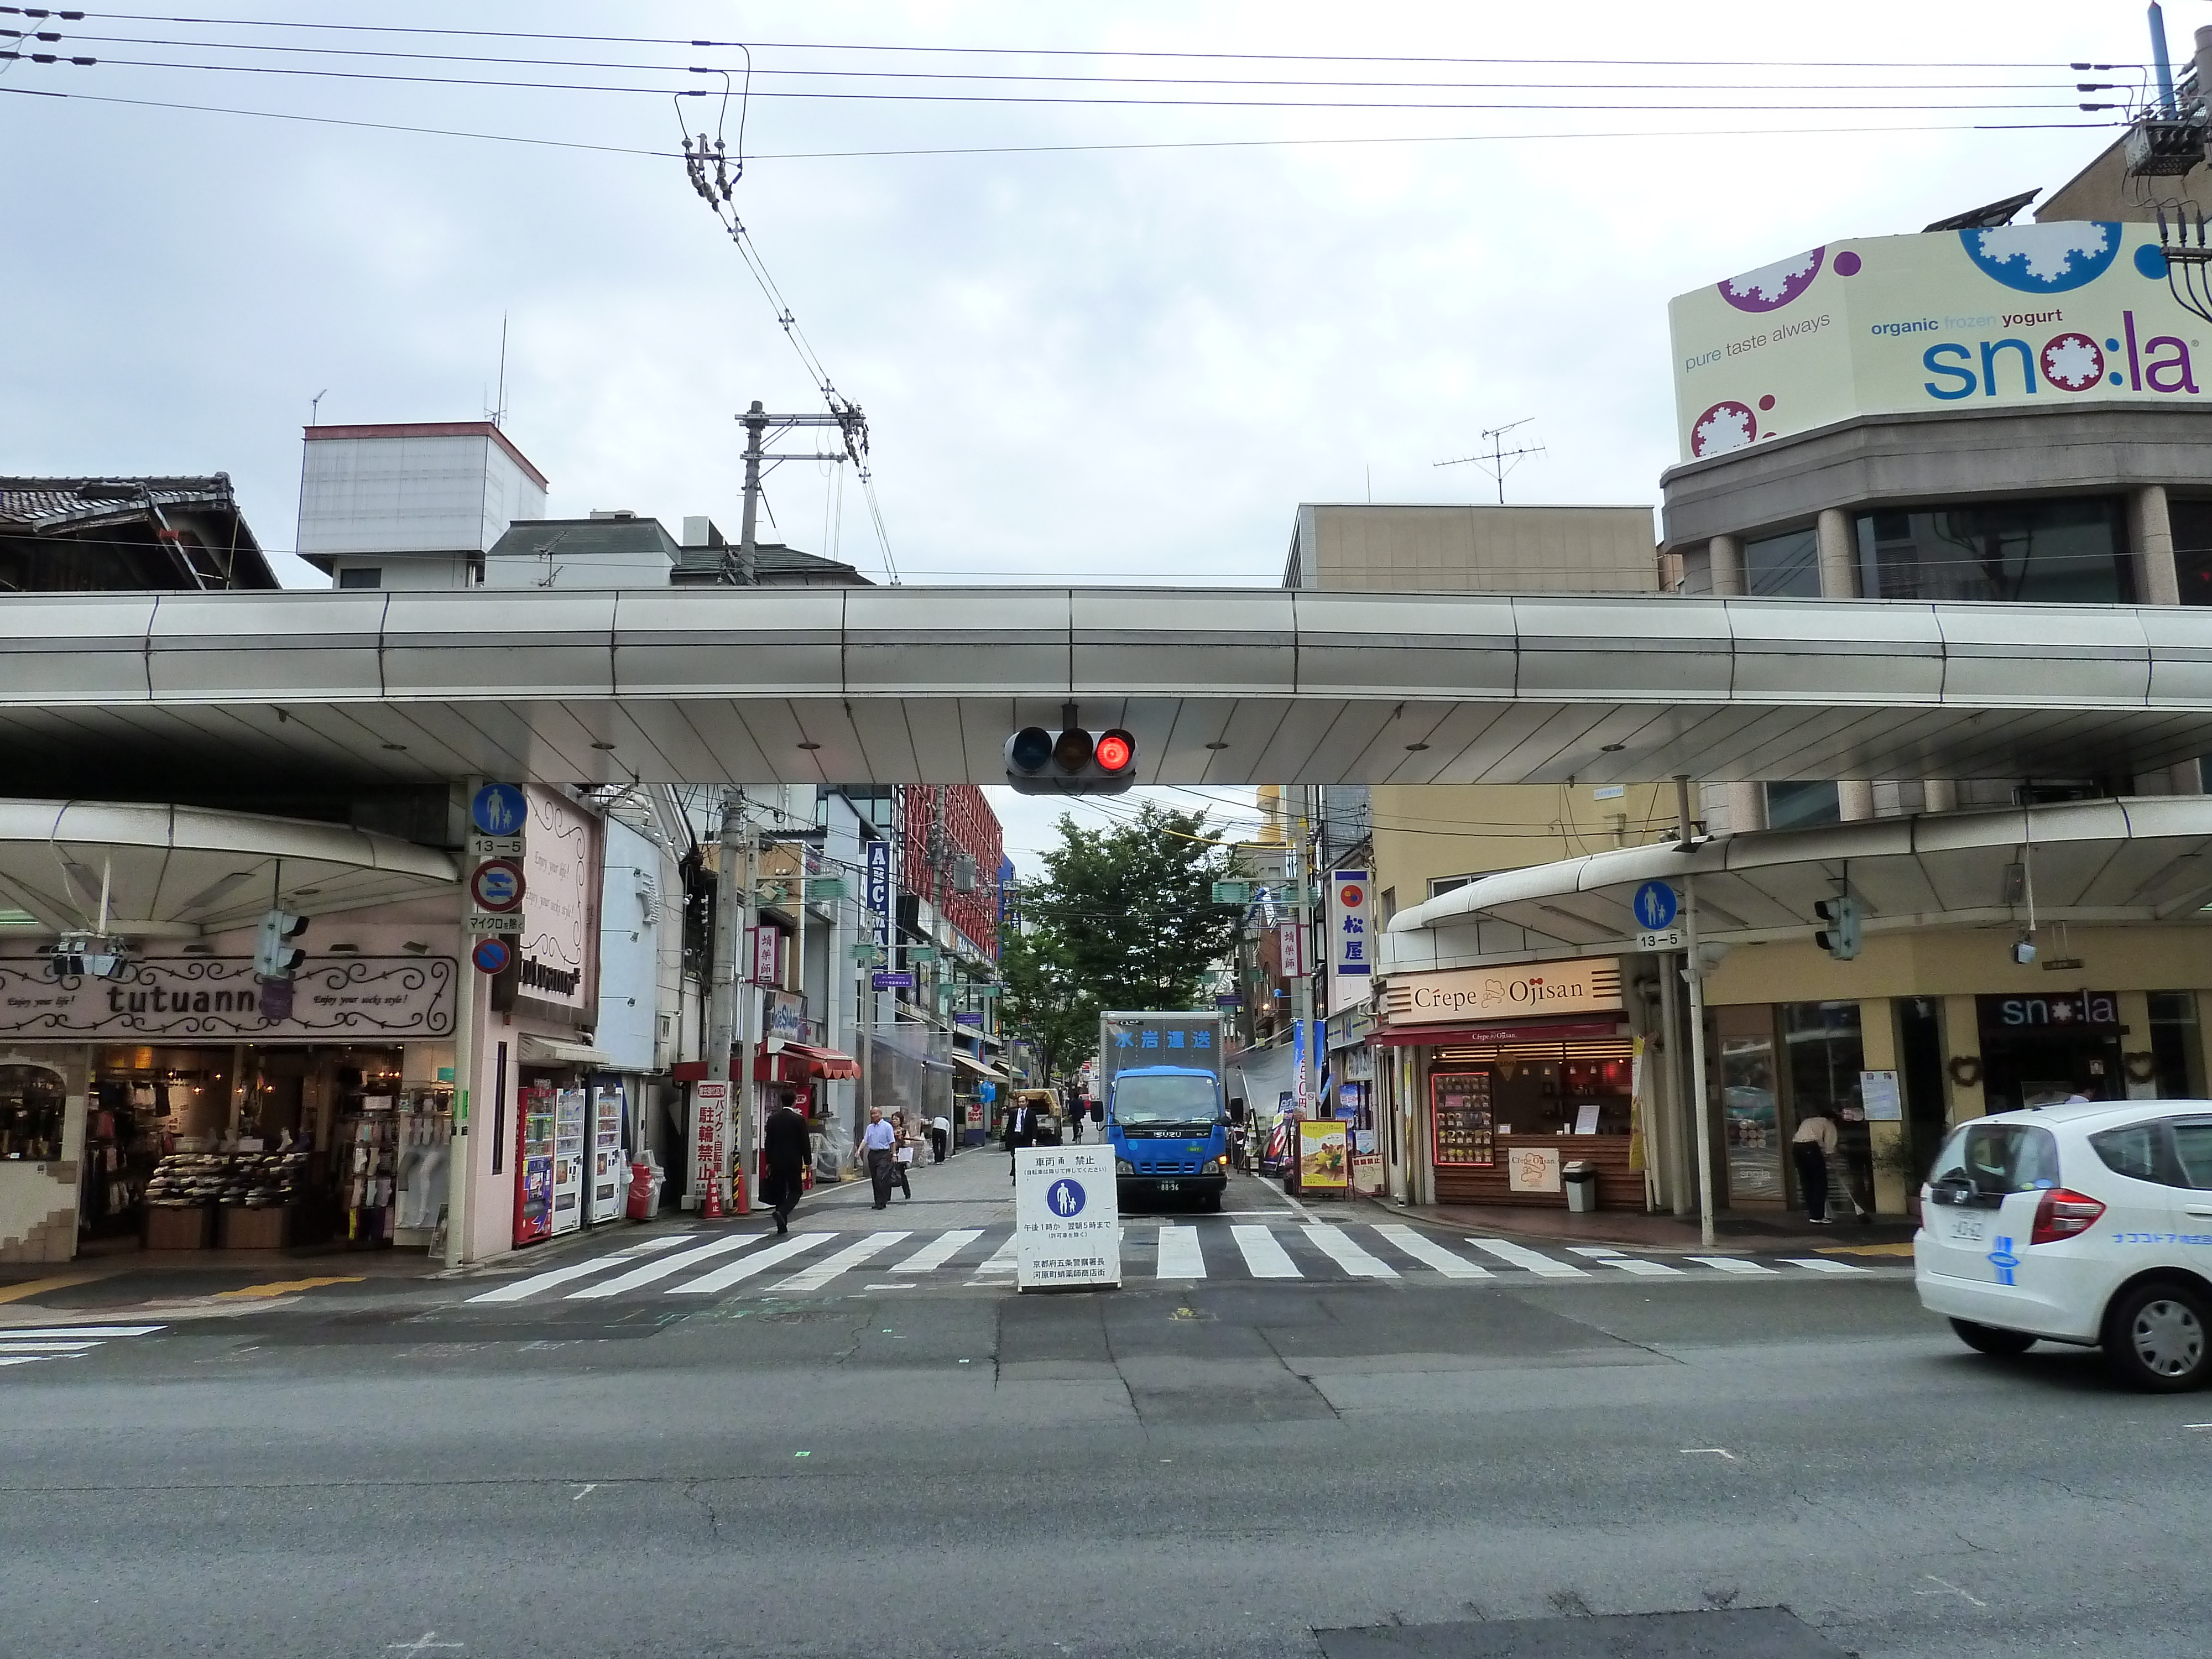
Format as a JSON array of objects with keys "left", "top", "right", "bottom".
[{"left": 1099, "top": 1009, "right": 1230, "bottom": 1211}]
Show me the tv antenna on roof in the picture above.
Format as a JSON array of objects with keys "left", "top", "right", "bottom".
[{"left": 1436, "top": 418, "right": 1545, "bottom": 503}]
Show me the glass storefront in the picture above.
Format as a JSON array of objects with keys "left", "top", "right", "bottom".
[{"left": 1854, "top": 496, "right": 2132, "bottom": 604}]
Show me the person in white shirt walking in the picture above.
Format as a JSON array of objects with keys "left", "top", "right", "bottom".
[
  {"left": 859, "top": 1104, "right": 899, "bottom": 1209},
  {"left": 1792, "top": 1108, "right": 1839, "bottom": 1225}
]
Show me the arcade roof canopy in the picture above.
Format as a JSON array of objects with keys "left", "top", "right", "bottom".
[
  {"left": 1381, "top": 795, "right": 2212, "bottom": 973},
  {"left": 3, "top": 587, "right": 2211, "bottom": 792},
  {"left": 0, "top": 799, "right": 460, "bottom": 940}
]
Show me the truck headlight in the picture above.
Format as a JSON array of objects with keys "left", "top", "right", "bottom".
[{"left": 1115, "top": 1159, "right": 1134, "bottom": 1175}]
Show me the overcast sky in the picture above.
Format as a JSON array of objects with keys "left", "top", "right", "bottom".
[{"left": 1, "top": 2, "right": 2157, "bottom": 870}]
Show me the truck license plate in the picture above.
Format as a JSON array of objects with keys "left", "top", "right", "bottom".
[{"left": 1156, "top": 1181, "right": 1180, "bottom": 1192}]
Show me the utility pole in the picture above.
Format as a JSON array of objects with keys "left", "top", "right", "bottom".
[
  {"left": 735, "top": 829, "right": 760, "bottom": 1212},
  {"left": 1292, "top": 787, "right": 1315, "bottom": 1119},
  {"left": 1674, "top": 775, "right": 1717, "bottom": 1251},
  {"left": 730, "top": 399, "right": 869, "bottom": 586},
  {"left": 703, "top": 791, "right": 746, "bottom": 1212}
]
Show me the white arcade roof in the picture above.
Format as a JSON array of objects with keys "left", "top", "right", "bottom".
[
  {"left": 1382, "top": 795, "right": 2212, "bottom": 972},
  {"left": 3, "top": 587, "right": 2210, "bottom": 791}
]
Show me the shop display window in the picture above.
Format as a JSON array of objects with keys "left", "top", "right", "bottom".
[
  {"left": 1716, "top": 1005, "right": 1784, "bottom": 1203},
  {"left": 0, "top": 1063, "right": 66, "bottom": 1161},
  {"left": 1430, "top": 1070, "right": 1494, "bottom": 1167}
]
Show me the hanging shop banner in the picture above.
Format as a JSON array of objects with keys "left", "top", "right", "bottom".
[
  {"left": 1278, "top": 917, "right": 1308, "bottom": 979},
  {"left": 865, "top": 838, "right": 892, "bottom": 951},
  {"left": 751, "top": 925, "right": 781, "bottom": 987},
  {"left": 499, "top": 784, "right": 602, "bottom": 1027},
  {"left": 0, "top": 954, "right": 455, "bottom": 1040},
  {"left": 1328, "top": 868, "right": 1371, "bottom": 990},
  {"left": 765, "top": 989, "right": 807, "bottom": 1043},
  {"left": 1014, "top": 1143, "right": 1121, "bottom": 1290},
  {"left": 1299, "top": 1119, "right": 1349, "bottom": 1191}
]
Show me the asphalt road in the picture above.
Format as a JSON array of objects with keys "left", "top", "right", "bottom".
[{"left": 5, "top": 1183, "right": 2208, "bottom": 1659}]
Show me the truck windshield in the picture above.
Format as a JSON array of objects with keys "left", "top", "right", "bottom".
[{"left": 1113, "top": 1074, "right": 1222, "bottom": 1128}]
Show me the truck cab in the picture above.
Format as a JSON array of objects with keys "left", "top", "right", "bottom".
[{"left": 1108, "top": 1064, "right": 1230, "bottom": 1210}]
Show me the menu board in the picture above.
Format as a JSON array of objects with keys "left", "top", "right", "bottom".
[{"left": 1431, "top": 1069, "right": 1494, "bottom": 1167}]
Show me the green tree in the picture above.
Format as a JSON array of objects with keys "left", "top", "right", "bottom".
[{"left": 1004, "top": 804, "right": 1239, "bottom": 1081}]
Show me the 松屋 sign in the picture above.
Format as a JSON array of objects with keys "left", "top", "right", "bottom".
[
  {"left": 1381, "top": 958, "right": 1624, "bottom": 1026},
  {"left": 1328, "top": 868, "right": 1371, "bottom": 1013}
]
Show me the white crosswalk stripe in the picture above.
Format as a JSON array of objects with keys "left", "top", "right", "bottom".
[
  {"left": 1373, "top": 1224, "right": 1493, "bottom": 1278},
  {"left": 1599, "top": 1256, "right": 1685, "bottom": 1277},
  {"left": 667, "top": 1233, "right": 826, "bottom": 1295},
  {"left": 468, "top": 1236, "right": 687, "bottom": 1303},
  {"left": 968, "top": 1238, "right": 1019, "bottom": 1281},
  {"left": 893, "top": 1229, "right": 984, "bottom": 1273},
  {"left": 1688, "top": 1256, "right": 1780, "bottom": 1275},
  {"left": 1783, "top": 1256, "right": 1873, "bottom": 1274},
  {"left": 1464, "top": 1237, "right": 1588, "bottom": 1277},
  {"left": 0, "top": 1323, "right": 165, "bottom": 1371},
  {"left": 568, "top": 1233, "right": 761, "bottom": 1299},
  {"left": 767, "top": 1232, "right": 909, "bottom": 1295},
  {"left": 1566, "top": 1246, "right": 1624, "bottom": 1258},
  {"left": 1155, "top": 1224, "right": 1207, "bottom": 1279},
  {"left": 1232, "top": 1224, "right": 1302, "bottom": 1279},
  {"left": 1302, "top": 1223, "right": 1398, "bottom": 1279}
]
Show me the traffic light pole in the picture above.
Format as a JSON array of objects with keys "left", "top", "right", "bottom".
[
  {"left": 735, "top": 828, "right": 759, "bottom": 1212},
  {"left": 1683, "top": 870, "right": 1717, "bottom": 1251},
  {"left": 704, "top": 791, "right": 745, "bottom": 1211}
]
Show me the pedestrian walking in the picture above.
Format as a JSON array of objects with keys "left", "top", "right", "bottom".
[
  {"left": 1792, "top": 1107, "right": 1838, "bottom": 1225},
  {"left": 1005, "top": 1099, "right": 1033, "bottom": 1182},
  {"left": 860, "top": 1103, "right": 898, "bottom": 1209},
  {"left": 930, "top": 1113, "right": 950, "bottom": 1164},
  {"left": 891, "top": 1112, "right": 917, "bottom": 1200},
  {"left": 762, "top": 1089, "right": 810, "bottom": 1235}
]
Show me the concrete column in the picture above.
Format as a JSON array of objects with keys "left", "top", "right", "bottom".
[
  {"left": 1837, "top": 780, "right": 1876, "bottom": 821},
  {"left": 2171, "top": 760, "right": 2205, "bottom": 797},
  {"left": 1859, "top": 999, "right": 1908, "bottom": 1216},
  {"left": 1708, "top": 534, "right": 1745, "bottom": 597},
  {"left": 1725, "top": 781, "right": 1766, "bottom": 836},
  {"left": 1815, "top": 507, "right": 1858, "bottom": 598},
  {"left": 1924, "top": 779, "right": 1958, "bottom": 813},
  {"left": 1943, "top": 994, "right": 1985, "bottom": 1128},
  {"left": 2133, "top": 483, "right": 2182, "bottom": 606}
]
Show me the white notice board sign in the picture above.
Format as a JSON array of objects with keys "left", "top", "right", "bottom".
[{"left": 1015, "top": 1144, "right": 1120, "bottom": 1290}]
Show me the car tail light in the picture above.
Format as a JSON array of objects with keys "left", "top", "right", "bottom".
[{"left": 2030, "top": 1187, "right": 2106, "bottom": 1245}]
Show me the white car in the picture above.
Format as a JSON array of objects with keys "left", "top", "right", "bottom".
[{"left": 1915, "top": 1099, "right": 2212, "bottom": 1391}]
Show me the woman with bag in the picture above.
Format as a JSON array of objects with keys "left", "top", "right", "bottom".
[{"left": 891, "top": 1112, "right": 916, "bottom": 1200}]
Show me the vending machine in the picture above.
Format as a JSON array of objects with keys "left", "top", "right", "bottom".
[
  {"left": 512, "top": 1084, "right": 556, "bottom": 1246},
  {"left": 550, "top": 1086, "right": 586, "bottom": 1237},
  {"left": 587, "top": 1080, "right": 627, "bottom": 1226}
]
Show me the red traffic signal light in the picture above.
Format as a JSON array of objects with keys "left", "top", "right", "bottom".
[
  {"left": 1094, "top": 729, "right": 1134, "bottom": 773},
  {"left": 1004, "top": 726, "right": 1138, "bottom": 796}
]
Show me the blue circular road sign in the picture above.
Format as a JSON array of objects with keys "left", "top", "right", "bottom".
[
  {"left": 471, "top": 783, "right": 528, "bottom": 837},
  {"left": 1046, "top": 1177, "right": 1086, "bottom": 1218},
  {"left": 1632, "top": 880, "right": 1679, "bottom": 931},
  {"left": 471, "top": 937, "right": 512, "bottom": 975}
]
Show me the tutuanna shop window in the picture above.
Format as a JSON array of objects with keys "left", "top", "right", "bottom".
[{"left": 0, "top": 1063, "right": 66, "bottom": 1161}]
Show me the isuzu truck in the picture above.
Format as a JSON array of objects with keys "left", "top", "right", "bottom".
[{"left": 1098, "top": 1009, "right": 1230, "bottom": 1209}]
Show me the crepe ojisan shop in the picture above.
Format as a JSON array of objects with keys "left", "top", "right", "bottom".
[{"left": 1378, "top": 958, "right": 1637, "bottom": 1208}]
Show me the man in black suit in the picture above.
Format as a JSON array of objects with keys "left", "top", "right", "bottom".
[
  {"left": 1004, "top": 1099, "right": 1033, "bottom": 1182},
  {"left": 762, "top": 1090, "right": 811, "bottom": 1234}
]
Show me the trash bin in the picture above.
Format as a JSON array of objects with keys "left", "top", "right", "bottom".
[
  {"left": 1562, "top": 1159, "right": 1600, "bottom": 1214},
  {"left": 626, "top": 1156, "right": 665, "bottom": 1221}
]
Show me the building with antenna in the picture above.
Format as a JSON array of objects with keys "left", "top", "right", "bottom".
[{"left": 296, "top": 420, "right": 549, "bottom": 591}]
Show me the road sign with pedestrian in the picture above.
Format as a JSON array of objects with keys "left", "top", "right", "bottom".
[
  {"left": 470, "top": 784, "right": 527, "bottom": 837},
  {"left": 1632, "top": 879, "right": 1684, "bottom": 950},
  {"left": 1014, "top": 1144, "right": 1119, "bottom": 1290}
]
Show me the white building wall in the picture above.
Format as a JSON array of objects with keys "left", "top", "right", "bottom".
[
  {"left": 299, "top": 431, "right": 547, "bottom": 557},
  {"left": 596, "top": 818, "right": 665, "bottom": 1073}
]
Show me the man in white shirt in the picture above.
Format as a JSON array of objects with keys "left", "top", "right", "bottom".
[
  {"left": 1791, "top": 1108, "right": 1839, "bottom": 1225},
  {"left": 859, "top": 1104, "right": 899, "bottom": 1209}
]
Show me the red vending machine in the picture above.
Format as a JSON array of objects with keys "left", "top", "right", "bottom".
[{"left": 512, "top": 1083, "right": 555, "bottom": 1246}]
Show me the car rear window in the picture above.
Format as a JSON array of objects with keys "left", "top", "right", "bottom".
[
  {"left": 2090, "top": 1122, "right": 2170, "bottom": 1183},
  {"left": 2173, "top": 1122, "right": 2212, "bottom": 1190},
  {"left": 1931, "top": 1121, "right": 2062, "bottom": 1193}
]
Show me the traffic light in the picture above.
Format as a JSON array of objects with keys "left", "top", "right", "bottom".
[
  {"left": 254, "top": 908, "right": 309, "bottom": 980},
  {"left": 1813, "top": 888, "right": 1862, "bottom": 961},
  {"left": 1004, "top": 722, "right": 1138, "bottom": 795}
]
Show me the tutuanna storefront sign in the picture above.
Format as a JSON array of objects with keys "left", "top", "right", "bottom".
[
  {"left": 0, "top": 955, "right": 455, "bottom": 1040},
  {"left": 1381, "top": 958, "right": 1623, "bottom": 1027}
]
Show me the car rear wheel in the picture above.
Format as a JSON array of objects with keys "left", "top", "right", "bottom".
[
  {"left": 1949, "top": 1318, "right": 2037, "bottom": 1357},
  {"left": 2103, "top": 1280, "right": 2212, "bottom": 1392}
]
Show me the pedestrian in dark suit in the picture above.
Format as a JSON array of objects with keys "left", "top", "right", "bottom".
[
  {"left": 1005, "top": 1101, "right": 1032, "bottom": 1182},
  {"left": 762, "top": 1091, "right": 810, "bottom": 1235}
]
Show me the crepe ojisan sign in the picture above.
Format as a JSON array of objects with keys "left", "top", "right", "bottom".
[
  {"left": 1383, "top": 959, "right": 1623, "bottom": 1027},
  {"left": 1671, "top": 222, "right": 2211, "bottom": 463}
]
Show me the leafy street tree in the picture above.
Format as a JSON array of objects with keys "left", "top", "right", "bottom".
[{"left": 1002, "top": 802, "right": 1240, "bottom": 1082}]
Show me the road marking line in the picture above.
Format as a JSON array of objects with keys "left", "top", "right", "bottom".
[
  {"left": 1681, "top": 1448, "right": 1737, "bottom": 1459},
  {"left": 1916, "top": 1575, "right": 1987, "bottom": 1609},
  {"left": 1374, "top": 1225, "right": 1493, "bottom": 1278},
  {"left": 469, "top": 1236, "right": 686, "bottom": 1303},
  {"left": 664, "top": 1233, "right": 826, "bottom": 1295},
  {"left": 972, "top": 1238, "right": 1018, "bottom": 1276},
  {"left": 1302, "top": 1223, "right": 1398, "bottom": 1279},
  {"left": 0, "top": 1340, "right": 101, "bottom": 1354},
  {"left": 0, "top": 1270, "right": 111, "bottom": 1306},
  {"left": 0, "top": 1355, "right": 49, "bottom": 1366},
  {"left": 862, "top": 1282, "right": 916, "bottom": 1290},
  {"left": 1688, "top": 1256, "right": 1778, "bottom": 1275},
  {"left": 1155, "top": 1224, "right": 1207, "bottom": 1279},
  {"left": 571, "top": 1484, "right": 596, "bottom": 1501},
  {"left": 1463, "top": 1238, "right": 1586, "bottom": 1277},
  {"left": 214, "top": 1274, "right": 367, "bottom": 1300},
  {"left": 1565, "top": 1245, "right": 1624, "bottom": 1258},
  {"left": 1782, "top": 1257, "right": 1871, "bottom": 1275},
  {"left": 1231, "top": 1224, "right": 1302, "bottom": 1279},
  {"left": 891, "top": 1229, "right": 984, "bottom": 1272},
  {"left": 0, "top": 1324, "right": 164, "bottom": 1339},
  {"left": 765, "top": 1231, "right": 910, "bottom": 1295},
  {"left": 1601, "top": 1256, "right": 1685, "bottom": 1277},
  {"left": 568, "top": 1233, "right": 762, "bottom": 1298}
]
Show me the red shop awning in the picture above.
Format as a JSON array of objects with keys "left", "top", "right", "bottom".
[
  {"left": 672, "top": 1042, "right": 863, "bottom": 1084},
  {"left": 1372, "top": 1018, "right": 1626, "bottom": 1048},
  {"left": 773, "top": 1041, "right": 860, "bottom": 1079}
]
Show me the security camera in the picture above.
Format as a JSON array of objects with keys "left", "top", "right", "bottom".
[{"left": 2012, "top": 935, "right": 2037, "bottom": 966}]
